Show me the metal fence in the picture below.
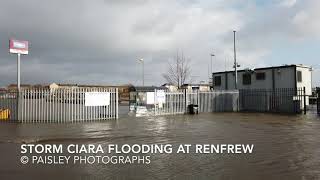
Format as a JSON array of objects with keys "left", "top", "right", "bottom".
[
  {"left": 0, "top": 88, "right": 118, "bottom": 123},
  {"left": 317, "top": 97, "right": 320, "bottom": 115},
  {"left": 154, "top": 90, "right": 239, "bottom": 116},
  {"left": 239, "top": 87, "right": 306, "bottom": 114},
  {"left": 153, "top": 88, "right": 306, "bottom": 116},
  {"left": 0, "top": 91, "right": 19, "bottom": 121},
  {"left": 316, "top": 87, "right": 320, "bottom": 115},
  {"left": 154, "top": 91, "right": 186, "bottom": 116},
  {"left": 197, "top": 90, "right": 239, "bottom": 112}
]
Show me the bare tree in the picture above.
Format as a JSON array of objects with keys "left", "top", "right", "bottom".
[{"left": 163, "top": 51, "right": 191, "bottom": 88}]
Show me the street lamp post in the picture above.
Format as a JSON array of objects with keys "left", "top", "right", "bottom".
[
  {"left": 210, "top": 54, "right": 214, "bottom": 84},
  {"left": 233, "top": 30, "right": 238, "bottom": 89},
  {"left": 210, "top": 54, "right": 215, "bottom": 74},
  {"left": 139, "top": 58, "right": 144, "bottom": 86},
  {"left": 311, "top": 66, "right": 313, "bottom": 89}
]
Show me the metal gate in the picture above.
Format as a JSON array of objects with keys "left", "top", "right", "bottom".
[
  {"left": 0, "top": 88, "right": 118, "bottom": 123},
  {"left": 154, "top": 91, "right": 186, "bottom": 116}
]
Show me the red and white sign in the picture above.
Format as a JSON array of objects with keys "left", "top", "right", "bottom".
[{"left": 9, "top": 39, "right": 28, "bottom": 55}]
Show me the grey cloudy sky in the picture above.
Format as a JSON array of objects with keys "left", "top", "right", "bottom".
[{"left": 0, "top": 0, "right": 319, "bottom": 87}]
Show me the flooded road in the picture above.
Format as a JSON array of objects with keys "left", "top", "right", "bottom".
[{"left": 0, "top": 112, "right": 320, "bottom": 179}]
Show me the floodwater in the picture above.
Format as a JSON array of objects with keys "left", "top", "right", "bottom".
[{"left": 0, "top": 111, "right": 320, "bottom": 180}]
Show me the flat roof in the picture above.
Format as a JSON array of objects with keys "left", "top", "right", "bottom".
[
  {"left": 181, "top": 83, "right": 211, "bottom": 86},
  {"left": 131, "top": 86, "right": 167, "bottom": 92},
  {"left": 212, "top": 64, "right": 311, "bottom": 75}
]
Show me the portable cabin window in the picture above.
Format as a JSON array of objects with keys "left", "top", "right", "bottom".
[
  {"left": 192, "top": 87, "right": 199, "bottom": 90},
  {"left": 214, "top": 76, "right": 221, "bottom": 86},
  {"left": 243, "top": 73, "right": 251, "bottom": 85},
  {"left": 256, "top": 72, "right": 265, "bottom": 80},
  {"left": 297, "top": 71, "right": 302, "bottom": 82}
]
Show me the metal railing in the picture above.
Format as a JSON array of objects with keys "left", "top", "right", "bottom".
[
  {"left": 0, "top": 91, "right": 18, "bottom": 121},
  {"left": 316, "top": 87, "right": 320, "bottom": 115},
  {"left": 198, "top": 90, "right": 239, "bottom": 112},
  {"left": 317, "top": 98, "right": 320, "bottom": 115},
  {"left": 239, "top": 87, "right": 307, "bottom": 114},
  {"left": 154, "top": 90, "right": 239, "bottom": 116},
  {"left": 155, "top": 91, "right": 186, "bottom": 116},
  {"left": 0, "top": 88, "right": 118, "bottom": 123},
  {"left": 154, "top": 88, "right": 306, "bottom": 116}
]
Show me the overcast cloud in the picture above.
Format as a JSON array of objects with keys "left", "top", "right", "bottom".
[{"left": 0, "top": 0, "right": 319, "bottom": 87}]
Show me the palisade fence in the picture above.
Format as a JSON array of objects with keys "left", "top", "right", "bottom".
[
  {"left": 154, "top": 90, "right": 239, "bottom": 116},
  {"left": 317, "top": 97, "right": 320, "bottom": 115},
  {"left": 152, "top": 88, "right": 306, "bottom": 116},
  {"left": 0, "top": 88, "right": 118, "bottom": 123},
  {"left": 239, "top": 87, "right": 307, "bottom": 114},
  {"left": 197, "top": 91, "right": 239, "bottom": 112},
  {"left": 1, "top": 87, "right": 309, "bottom": 122},
  {"left": 316, "top": 87, "right": 320, "bottom": 115},
  {"left": 154, "top": 91, "right": 186, "bottom": 115}
]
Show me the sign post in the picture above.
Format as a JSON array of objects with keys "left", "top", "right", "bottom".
[
  {"left": 9, "top": 39, "right": 29, "bottom": 91},
  {"left": 9, "top": 39, "right": 29, "bottom": 92},
  {"left": 9, "top": 39, "right": 28, "bottom": 122},
  {"left": 17, "top": 53, "right": 21, "bottom": 91}
]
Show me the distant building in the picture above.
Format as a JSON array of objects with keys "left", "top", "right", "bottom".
[
  {"left": 0, "top": 88, "right": 7, "bottom": 92},
  {"left": 48, "top": 83, "right": 133, "bottom": 104},
  {"left": 8, "top": 84, "right": 30, "bottom": 90},
  {"left": 161, "top": 83, "right": 178, "bottom": 92},
  {"left": 180, "top": 84, "right": 211, "bottom": 92},
  {"left": 49, "top": 83, "right": 77, "bottom": 90},
  {"left": 212, "top": 64, "right": 312, "bottom": 94}
]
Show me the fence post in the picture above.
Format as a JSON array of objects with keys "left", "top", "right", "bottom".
[
  {"left": 317, "top": 96, "right": 320, "bottom": 115},
  {"left": 154, "top": 89, "right": 156, "bottom": 116},
  {"left": 116, "top": 88, "right": 119, "bottom": 119},
  {"left": 184, "top": 89, "right": 187, "bottom": 114},
  {"left": 303, "top": 87, "right": 306, "bottom": 114},
  {"left": 16, "top": 90, "right": 20, "bottom": 122},
  {"left": 236, "top": 90, "right": 239, "bottom": 112},
  {"left": 197, "top": 90, "right": 199, "bottom": 106}
]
